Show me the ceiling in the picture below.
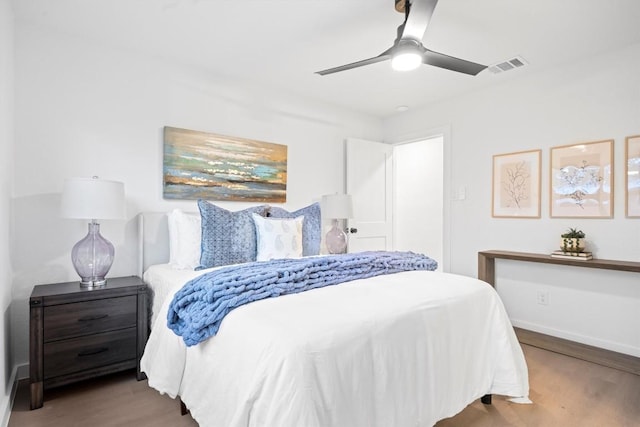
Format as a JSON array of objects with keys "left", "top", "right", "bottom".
[{"left": 11, "top": 0, "right": 640, "bottom": 118}]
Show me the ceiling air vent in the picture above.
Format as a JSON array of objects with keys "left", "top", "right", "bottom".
[{"left": 488, "top": 56, "right": 528, "bottom": 74}]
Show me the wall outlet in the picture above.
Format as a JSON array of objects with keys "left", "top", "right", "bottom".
[{"left": 536, "top": 290, "right": 549, "bottom": 305}]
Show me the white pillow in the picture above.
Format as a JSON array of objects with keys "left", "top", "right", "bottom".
[
  {"left": 252, "top": 214, "right": 303, "bottom": 261},
  {"left": 167, "top": 209, "right": 201, "bottom": 270}
]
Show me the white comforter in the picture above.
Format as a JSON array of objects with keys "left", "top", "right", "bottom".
[{"left": 141, "top": 264, "right": 529, "bottom": 427}]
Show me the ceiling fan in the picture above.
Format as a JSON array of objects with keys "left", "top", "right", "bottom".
[{"left": 315, "top": 0, "right": 486, "bottom": 76}]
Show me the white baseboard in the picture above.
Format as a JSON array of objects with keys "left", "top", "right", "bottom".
[
  {"left": 511, "top": 319, "right": 640, "bottom": 358},
  {"left": 0, "top": 363, "right": 27, "bottom": 427},
  {"left": 15, "top": 364, "right": 28, "bottom": 381}
]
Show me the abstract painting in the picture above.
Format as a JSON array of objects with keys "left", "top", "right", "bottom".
[
  {"left": 550, "top": 140, "right": 613, "bottom": 218},
  {"left": 492, "top": 149, "right": 541, "bottom": 218},
  {"left": 626, "top": 135, "right": 640, "bottom": 217},
  {"left": 163, "top": 127, "right": 287, "bottom": 202}
]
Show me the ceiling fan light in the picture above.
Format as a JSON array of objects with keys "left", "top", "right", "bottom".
[
  {"left": 391, "top": 52, "right": 422, "bottom": 71},
  {"left": 391, "top": 41, "right": 423, "bottom": 71}
]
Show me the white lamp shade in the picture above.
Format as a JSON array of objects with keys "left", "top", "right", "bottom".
[
  {"left": 321, "top": 194, "right": 353, "bottom": 219},
  {"left": 61, "top": 177, "right": 126, "bottom": 220}
]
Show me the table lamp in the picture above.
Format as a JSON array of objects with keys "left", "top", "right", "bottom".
[
  {"left": 321, "top": 193, "right": 353, "bottom": 254},
  {"left": 60, "top": 177, "right": 125, "bottom": 288}
]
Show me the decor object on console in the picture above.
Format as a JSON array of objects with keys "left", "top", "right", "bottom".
[
  {"left": 550, "top": 250, "right": 593, "bottom": 261},
  {"left": 321, "top": 194, "right": 353, "bottom": 254},
  {"left": 625, "top": 135, "right": 640, "bottom": 218},
  {"left": 492, "top": 149, "right": 541, "bottom": 218},
  {"left": 559, "top": 227, "right": 586, "bottom": 252},
  {"left": 551, "top": 228, "right": 592, "bottom": 260},
  {"left": 60, "top": 177, "right": 125, "bottom": 288},
  {"left": 550, "top": 140, "right": 613, "bottom": 218},
  {"left": 163, "top": 126, "right": 287, "bottom": 203}
]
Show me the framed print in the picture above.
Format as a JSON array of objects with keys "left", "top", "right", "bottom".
[
  {"left": 550, "top": 139, "right": 613, "bottom": 218},
  {"left": 626, "top": 135, "right": 640, "bottom": 217},
  {"left": 492, "top": 149, "right": 541, "bottom": 218},
  {"left": 163, "top": 126, "right": 287, "bottom": 202}
]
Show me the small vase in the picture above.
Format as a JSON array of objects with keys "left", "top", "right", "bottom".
[{"left": 560, "top": 237, "right": 585, "bottom": 253}]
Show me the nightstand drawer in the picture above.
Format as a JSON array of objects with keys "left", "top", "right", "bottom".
[
  {"left": 43, "top": 328, "right": 137, "bottom": 379},
  {"left": 43, "top": 295, "right": 137, "bottom": 341}
]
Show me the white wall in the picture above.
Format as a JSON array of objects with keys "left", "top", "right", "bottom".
[
  {"left": 0, "top": 0, "right": 14, "bottom": 422},
  {"left": 383, "top": 43, "right": 640, "bottom": 357},
  {"left": 11, "top": 23, "right": 382, "bottom": 370}
]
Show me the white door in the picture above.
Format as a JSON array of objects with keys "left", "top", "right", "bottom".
[{"left": 346, "top": 138, "right": 393, "bottom": 252}]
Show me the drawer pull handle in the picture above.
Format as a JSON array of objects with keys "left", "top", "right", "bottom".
[
  {"left": 77, "top": 347, "right": 109, "bottom": 357},
  {"left": 77, "top": 314, "right": 109, "bottom": 322}
]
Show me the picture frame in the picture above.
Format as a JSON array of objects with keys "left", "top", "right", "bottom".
[
  {"left": 626, "top": 135, "right": 640, "bottom": 218},
  {"left": 163, "top": 126, "right": 288, "bottom": 202},
  {"left": 550, "top": 139, "right": 613, "bottom": 218},
  {"left": 492, "top": 149, "right": 541, "bottom": 218}
]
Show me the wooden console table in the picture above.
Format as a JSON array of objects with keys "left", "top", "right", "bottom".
[{"left": 478, "top": 250, "right": 640, "bottom": 376}]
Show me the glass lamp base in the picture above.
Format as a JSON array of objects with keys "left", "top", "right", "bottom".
[
  {"left": 326, "top": 220, "right": 348, "bottom": 254},
  {"left": 71, "top": 222, "right": 114, "bottom": 288},
  {"left": 80, "top": 278, "right": 107, "bottom": 288}
]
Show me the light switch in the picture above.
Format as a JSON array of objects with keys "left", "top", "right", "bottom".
[
  {"left": 452, "top": 186, "right": 466, "bottom": 201},
  {"left": 457, "top": 186, "right": 466, "bottom": 200}
]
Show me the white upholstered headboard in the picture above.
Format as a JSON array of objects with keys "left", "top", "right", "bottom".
[{"left": 137, "top": 212, "right": 171, "bottom": 277}]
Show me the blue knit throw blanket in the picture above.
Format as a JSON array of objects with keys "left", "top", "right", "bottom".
[{"left": 167, "top": 251, "right": 437, "bottom": 346}]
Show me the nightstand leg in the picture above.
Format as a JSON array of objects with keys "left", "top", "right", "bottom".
[
  {"left": 136, "top": 286, "right": 149, "bottom": 382},
  {"left": 30, "top": 299, "right": 44, "bottom": 410},
  {"left": 30, "top": 381, "right": 43, "bottom": 410},
  {"left": 136, "top": 369, "right": 147, "bottom": 381}
]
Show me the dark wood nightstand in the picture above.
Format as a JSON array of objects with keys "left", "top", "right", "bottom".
[{"left": 29, "top": 276, "right": 148, "bottom": 410}]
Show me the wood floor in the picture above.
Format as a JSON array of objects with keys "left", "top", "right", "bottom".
[{"left": 9, "top": 344, "right": 640, "bottom": 426}]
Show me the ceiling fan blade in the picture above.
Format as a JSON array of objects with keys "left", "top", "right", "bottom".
[
  {"left": 423, "top": 48, "right": 487, "bottom": 75},
  {"left": 315, "top": 49, "right": 392, "bottom": 76},
  {"left": 401, "top": 0, "right": 439, "bottom": 41}
]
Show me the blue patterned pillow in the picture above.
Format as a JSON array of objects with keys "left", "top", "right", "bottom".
[
  {"left": 197, "top": 200, "right": 268, "bottom": 269},
  {"left": 267, "top": 202, "right": 321, "bottom": 256}
]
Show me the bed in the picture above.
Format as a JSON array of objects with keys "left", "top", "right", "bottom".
[{"left": 138, "top": 209, "right": 529, "bottom": 427}]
